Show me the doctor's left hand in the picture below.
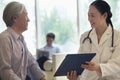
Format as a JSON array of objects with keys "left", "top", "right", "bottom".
[
  {"left": 67, "top": 70, "right": 78, "bottom": 80},
  {"left": 81, "top": 61, "right": 101, "bottom": 73}
]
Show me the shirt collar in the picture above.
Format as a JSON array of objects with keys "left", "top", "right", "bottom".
[
  {"left": 45, "top": 44, "right": 54, "bottom": 48},
  {"left": 7, "top": 27, "right": 23, "bottom": 40}
]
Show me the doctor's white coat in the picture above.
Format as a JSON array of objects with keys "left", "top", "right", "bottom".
[{"left": 78, "top": 27, "right": 120, "bottom": 80}]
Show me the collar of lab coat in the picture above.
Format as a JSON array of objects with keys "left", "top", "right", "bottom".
[{"left": 90, "top": 26, "right": 112, "bottom": 46}]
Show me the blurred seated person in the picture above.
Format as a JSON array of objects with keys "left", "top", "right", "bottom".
[
  {"left": 40, "top": 32, "right": 60, "bottom": 59},
  {"left": 37, "top": 32, "right": 60, "bottom": 70}
]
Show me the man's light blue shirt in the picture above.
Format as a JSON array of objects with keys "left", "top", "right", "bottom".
[{"left": 41, "top": 44, "right": 60, "bottom": 59}]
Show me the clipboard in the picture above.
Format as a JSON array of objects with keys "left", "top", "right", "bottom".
[{"left": 54, "top": 53, "right": 96, "bottom": 76}]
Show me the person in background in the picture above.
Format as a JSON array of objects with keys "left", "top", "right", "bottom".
[
  {"left": 67, "top": 0, "right": 120, "bottom": 80},
  {"left": 41, "top": 32, "right": 60, "bottom": 59},
  {"left": 0, "top": 1, "right": 46, "bottom": 80},
  {"left": 37, "top": 32, "right": 60, "bottom": 70}
]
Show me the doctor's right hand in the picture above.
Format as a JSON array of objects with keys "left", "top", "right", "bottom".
[{"left": 67, "top": 70, "right": 79, "bottom": 80}]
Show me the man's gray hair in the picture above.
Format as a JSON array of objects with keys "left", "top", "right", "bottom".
[{"left": 3, "top": 1, "right": 25, "bottom": 27}]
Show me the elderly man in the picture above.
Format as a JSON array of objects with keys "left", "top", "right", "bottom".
[{"left": 0, "top": 1, "right": 46, "bottom": 80}]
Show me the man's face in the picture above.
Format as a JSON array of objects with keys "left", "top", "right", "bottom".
[
  {"left": 15, "top": 9, "right": 30, "bottom": 32},
  {"left": 46, "top": 37, "right": 54, "bottom": 46}
]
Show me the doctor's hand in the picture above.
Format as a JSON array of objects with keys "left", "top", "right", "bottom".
[
  {"left": 67, "top": 70, "right": 79, "bottom": 80},
  {"left": 81, "top": 61, "right": 101, "bottom": 73}
]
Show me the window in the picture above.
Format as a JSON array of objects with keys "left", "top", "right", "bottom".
[
  {"left": 0, "top": 0, "right": 120, "bottom": 55},
  {"left": 36, "top": 0, "right": 79, "bottom": 53}
]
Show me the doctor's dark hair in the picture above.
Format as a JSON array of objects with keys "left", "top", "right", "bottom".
[{"left": 90, "top": 0, "right": 113, "bottom": 28}]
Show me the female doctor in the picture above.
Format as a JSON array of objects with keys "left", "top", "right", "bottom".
[{"left": 67, "top": 0, "right": 120, "bottom": 80}]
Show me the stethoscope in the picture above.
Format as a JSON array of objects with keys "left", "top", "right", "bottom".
[{"left": 82, "top": 27, "right": 115, "bottom": 52}]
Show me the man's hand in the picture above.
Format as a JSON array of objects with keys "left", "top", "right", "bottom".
[{"left": 40, "top": 75, "right": 46, "bottom": 80}]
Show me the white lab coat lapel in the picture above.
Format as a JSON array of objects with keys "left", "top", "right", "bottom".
[
  {"left": 90, "top": 29, "right": 99, "bottom": 51},
  {"left": 90, "top": 27, "right": 111, "bottom": 50},
  {"left": 99, "top": 27, "right": 112, "bottom": 46},
  {"left": 90, "top": 26, "right": 111, "bottom": 53}
]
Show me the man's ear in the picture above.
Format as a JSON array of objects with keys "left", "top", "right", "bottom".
[{"left": 12, "top": 16, "right": 17, "bottom": 22}]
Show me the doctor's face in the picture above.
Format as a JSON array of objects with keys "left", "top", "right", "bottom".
[{"left": 88, "top": 5, "right": 106, "bottom": 29}]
